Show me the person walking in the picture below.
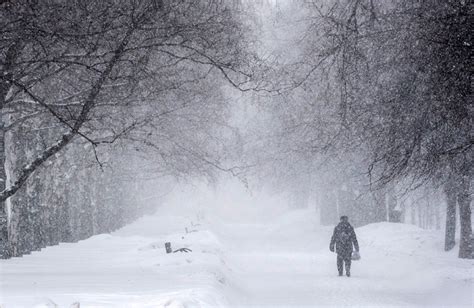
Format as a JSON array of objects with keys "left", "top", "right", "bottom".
[{"left": 330, "top": 216, "right": 359, "bottom": 277}]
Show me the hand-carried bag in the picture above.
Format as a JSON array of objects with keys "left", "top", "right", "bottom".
[{"left": 351, "top": 251, "right": 361, "bottom": 261}]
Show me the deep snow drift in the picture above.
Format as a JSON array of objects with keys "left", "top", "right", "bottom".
[{"left": 0, "top": 199, "right": 472, "bottom": 307}]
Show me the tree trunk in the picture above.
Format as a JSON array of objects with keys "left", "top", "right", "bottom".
[
  {"left": 387, "top": 189, "right": 401, "bottom": 223},
  {"left": 417, "top": 202, "right": 423, "bottom": 228},
  {"left": 0, "top": 126, "right": 8, "bottom": 258},
  {"left": 435, "top": 192, "right": 441, "bottom": 230},
  {"left": 372, "top": 189, "right": 387, "bottom": 223},
  {"left": 458, "top": 173, "right": 472, "bottom": 259},
  {"left": 0, "top": 42, "right": 23, "bottom": 258},
  {"left": 410, "top": 197, "right": 416, "bottom": 224},
  {"left": 444, "top": 180, "right": 457, "bottom": 251}
]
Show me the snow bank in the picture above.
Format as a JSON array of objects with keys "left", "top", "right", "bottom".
[
  {"left": 355, "top": 222, "right": 473, "bottom": 307},
  {"left": 0, "top": 210, "right": 234, "bottom": 307},
  {"left": 1, "top": 207, "right": 472, "bottom": 307},
  {"left": 357, "top": 222, "right": 444, "bottom": 259}
]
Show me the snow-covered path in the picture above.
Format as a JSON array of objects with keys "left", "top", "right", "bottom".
[
  {"left": 223, "top": 216, "right": 473, "bottom": 307},
  {"left": 1, "top": 208, "right": 473, "bottom": 307}
]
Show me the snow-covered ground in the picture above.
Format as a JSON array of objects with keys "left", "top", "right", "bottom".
[{"left": 0, "top": 202, "right": 472, "bottom": 307}]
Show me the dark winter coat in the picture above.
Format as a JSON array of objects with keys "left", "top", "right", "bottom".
[{"left": 330, "top": 222, "right": 359, "bottom": 258}]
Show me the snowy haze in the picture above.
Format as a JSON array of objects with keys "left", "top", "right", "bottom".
[
  {"left": 164, "top": 179, "right": 291, "bottom": 223},
  {"left": 0, "top": 1, "right": 472, "bottom": 307}
]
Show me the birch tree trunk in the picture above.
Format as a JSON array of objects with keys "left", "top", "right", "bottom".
[
  {"left": 0, "top": 124, "right": 8, "bottom": 258},
  {"left": 0, "top": 42, "right": 22, "bottom": 258}
]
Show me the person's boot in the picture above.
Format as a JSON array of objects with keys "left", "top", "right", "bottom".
[
  {"left": 345, "top": 261, "right": 351, "bottom": 277},
  {"left": 338, "top": 272, "right": 343, "bottom": 276}
]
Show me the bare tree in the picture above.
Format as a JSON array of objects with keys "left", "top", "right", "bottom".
[
  {"left": 0, "top": 0, "right": 260, "bottom": 257},
  {"left": 299, "top": 0, "right": 472, "bottom": 258}
]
